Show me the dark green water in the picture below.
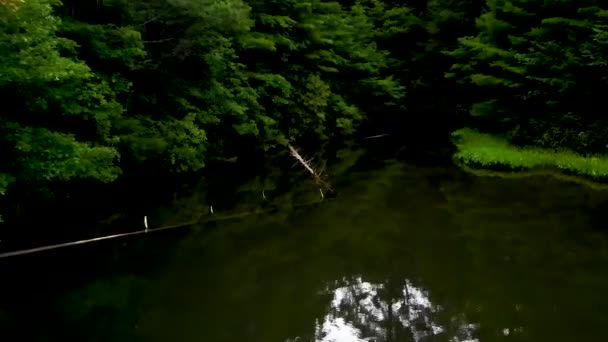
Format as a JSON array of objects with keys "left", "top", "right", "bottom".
[{"left": 3, "top": 157, "right": 608, "bottom": 341}]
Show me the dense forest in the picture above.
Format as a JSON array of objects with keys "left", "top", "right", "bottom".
[{"left": 2, "top": 0, "right": 608, "bottom": 226}]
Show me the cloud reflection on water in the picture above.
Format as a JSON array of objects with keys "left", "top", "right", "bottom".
[{"left": 309, "top": 277, "right": 480, "bottom": 342}]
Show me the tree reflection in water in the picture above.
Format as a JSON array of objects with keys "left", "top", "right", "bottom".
[{"left": 310, "top": 277, "right": 479, "bottom": 342}]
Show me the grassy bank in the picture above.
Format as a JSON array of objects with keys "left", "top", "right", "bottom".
[{"left": 452, "top": 128, "right": 608, "bottom": 182}]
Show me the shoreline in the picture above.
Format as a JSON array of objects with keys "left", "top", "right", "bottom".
[
  {"left": 456, "top": 162, "right": 608, "bottom": 191},
  {"left": 452, "top": 128, "right": 608, "bottom": 190}
]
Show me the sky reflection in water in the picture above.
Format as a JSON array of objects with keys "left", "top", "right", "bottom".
[{"left": 306, "top": 277, "right": 483, "bottom": 342}]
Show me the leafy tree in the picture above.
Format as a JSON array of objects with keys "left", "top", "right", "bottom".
[
  {"left": 0, "top": 0, "right": 411, "bottom": 223},
  {"left": 447, "top": 0, "right": 608, "bottom": 153},
  {"left": 241, "top": 0, "right": 403, "bottom": 144},
  {"left": 0, "top": 0, "right": 122, "bottom": 197}
]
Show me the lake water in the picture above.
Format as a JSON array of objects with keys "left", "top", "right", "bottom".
[{"left": 2, "top": 152, "right": 608, "bottom": 341}]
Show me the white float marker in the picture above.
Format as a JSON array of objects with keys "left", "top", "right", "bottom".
[
  {"left": 210, "top": 205, "right": 214, "bottom": 214},
  {"left": 262, "top": 189, "right": 266, "bottom": 200},
  {"left": 144, "top": 216, "right": 148, "bottom": 233}
]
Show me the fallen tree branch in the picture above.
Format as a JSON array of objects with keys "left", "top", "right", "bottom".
[
  {"left": 289, "top": 145, "right": 316, "bottom": 176},
  {"left": 288, "top": 145, "right": 333, "bottom": 196},
  {"left": 143, "top": 38, "right": 175, "bottom": 44}
]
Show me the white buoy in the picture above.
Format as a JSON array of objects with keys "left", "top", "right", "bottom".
[
  {"left": 262, "top": 189, "right": 266, "bottom": 200},
  {"left": 144, "top": 216, "right": 148, "bottom": 233},
  {"left": 210, "top": 205, "right": 214, "bottom": 214},
  {"left": 319, "top": 188, "right": 324, "bottom": 200}
]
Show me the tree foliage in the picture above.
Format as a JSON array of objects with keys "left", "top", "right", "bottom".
[
  {"left": 0, "top": 0, "right": 406, "bottom": 202},
  {"left": 447, "top": 0, "right": 608, "bottom": 153},
  {"left": 0, "top": 0, "right": 122, "bottom": 196},
  {"left": 3, "top": 0, "right": 608, "bottom": 223}
]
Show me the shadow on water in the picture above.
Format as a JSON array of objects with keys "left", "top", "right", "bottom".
[{"left": 3, "top": 144, "right": 608, "bottom": 341}]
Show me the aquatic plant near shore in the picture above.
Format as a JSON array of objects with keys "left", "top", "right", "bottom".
[{"left": 452, "top": 128, "right": 608, "bottom": 180}]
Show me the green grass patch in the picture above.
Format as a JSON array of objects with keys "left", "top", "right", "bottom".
[{"left": 452, "top": 128, "right": 608, "bottom": 182}]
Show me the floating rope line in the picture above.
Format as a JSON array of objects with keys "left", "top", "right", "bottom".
[
  {"left": 0, "top": 220, "right": 196, "bottom": 259},
  {"left": 0, "top": 199, "right": 326, "bottom": 259},
  {"left": 0, "top": 136, "right": 394, "bottom": 259}
]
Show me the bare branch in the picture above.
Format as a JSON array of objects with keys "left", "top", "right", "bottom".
[
  {"left": 139, "top": 10, "right": 171, "bottom": 26},
  {"left": 289, "top": 145, "right": 333, "bottom": 193},
  {"left": 143, "top": 38, "right": 175, "bottom": 44},
  {"left": 140, "top": 16, "right": 163, "bottom": 26}
]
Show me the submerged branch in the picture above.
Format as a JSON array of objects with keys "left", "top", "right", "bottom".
[
  {"left": 288, "top": 144, "right": 333, "bottom": 194},
  {"left": 289, "top": 145, "right": 316, "bottom": 176}
]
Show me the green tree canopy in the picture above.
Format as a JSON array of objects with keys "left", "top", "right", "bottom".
[
  {"left": 447, "top": 0, "right": 608, "bottom": 153},
  {"left": 0, "top": 0, "right": 122, "bottom": 196}
]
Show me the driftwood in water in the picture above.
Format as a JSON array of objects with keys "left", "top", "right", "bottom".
[{"left": 288, "top": 145, "right": 335, "bottom": 198}]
